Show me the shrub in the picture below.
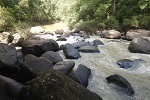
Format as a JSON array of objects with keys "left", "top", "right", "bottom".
[
  {"left": 104, "top": 17, "right": 119, "bottom": 29},
  {"left": 139, "top": 15, "right": 150, "bottom": 29},
  {"left": 14, "top": 21, "right": 31, "bottom": 38},
  {"left": 0, "top": 6, "right": 15, "bottom": 31},
  {"left": 75, "top": 20, "right": 99, "bottom": 32}
]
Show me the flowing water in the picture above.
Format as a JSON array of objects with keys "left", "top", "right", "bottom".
[{"left": 41, "top": 24, "right": 150, "bottom": 100}]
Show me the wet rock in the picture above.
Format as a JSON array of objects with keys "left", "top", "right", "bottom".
[
  {"left": 128, "top": 37, "right": 150, "bottom": 54},
  {"left": 21, "top": 54, "right": 53, "bottom": 80},
  {"left": 0, "top": 75, "right": 23, "bottom": 100},
  {"left": 118, "top": 59, "right": 144, "bottom": 68},
  {"left": 71, "top": 40, "right": 91, "bottom": 49},
  {"left": 106, "top": 74, "right": 135, "bottom": 96},
  {"left": 126, "top": 29, "right": 150, "bottom": 40},
  {"left": 16, "top": 70, "right": 102, "bottom": 100},
  {"left": 68, "top": 64, "right": 91, "bottom": 88},
  {"left": 96, "top": 31, "right": 103, "bottom": 36},
  {"left": 56, "top": 37, "right": 67, "bottom": 41},
  {"left": 93, "top": 39, "right": 104, "bottom": 46},
  {"left": 41, "top": 51, "right": 63, "bottom": 64},
  {"left": 117, "top": 59, "right": 135, "bottom": 69},
  {"left": 62, "top": 43, "right": 81, "bottom": 59},
  {"left": 21, "top": 39, "right": 59, "bottom": 56},
  {"left": 30, "top": 26, "right": 45, "bottom": 34},
  {"left": 0, "top": 43, "right": 17, "bottom": 66},
  {"left": 79, "top": 45, "right": 100, "bottom": 53},
  {"left": 103, "top": 30, "right": 121, "bottom": 39},
  {"left": 53, "top": 61, "right": 75, "bottom": 75}
]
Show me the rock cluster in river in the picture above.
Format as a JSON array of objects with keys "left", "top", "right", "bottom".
[
  {"left": 0, "top": 27, "right": 104, "bottom": 100},
  {"left": 0, "top": 26, "right": 149, "bottom": 100}
]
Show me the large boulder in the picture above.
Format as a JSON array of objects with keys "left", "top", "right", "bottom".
[
  {"left": 126, "top": 29, "right": 150, "bottom": 40},
  {"left": 41, "top": 51, "right": 63, "bottom": 64},
  {"left": 71, "top": 40, "right": 91, "bottom": 49},
  {"left": 30, "top": 26, "right": 45, "bottom": 34},
  {"left": 0, "top": 75, "right": 23, "bottom": 100},
  {"left": 62, "top": 43, "right": 81, "bottom": 59},
  {"left": 103, "top": 30, "right": 121, "bottom": 39},
  {"left": 106, "top": 74, "right": 135, "bottom": 96},
  {"left": 16, "top": 70, "right": 102, "bottom": 100},
  {"left": 68, "top": 64, "right": 91, "bottom": 88},
  {"left": 21, "top": 54, "right": 53, "bottom": 80},
  {"left": 21, "top": 39, "right": 59, "bottom": 56},
  {"left": 53, "top": 61, "right": 75, "bottom": 75},
  {"left": 0, "top": 43, "right": 17, "bottom": 66},
  {"left": 128, "top": 37, "right": 150, "bottom": 54},
  {"left": 79, "top": 45, "right": 100, "bottom": 53}
]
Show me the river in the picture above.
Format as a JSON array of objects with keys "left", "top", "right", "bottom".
[{"left": 41, "top": 23, "right": 150, "bottom": 100}]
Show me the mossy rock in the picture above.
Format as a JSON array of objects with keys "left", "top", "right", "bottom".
[{"left": 16, "top": 69, "right": 102, "bottom": 100}]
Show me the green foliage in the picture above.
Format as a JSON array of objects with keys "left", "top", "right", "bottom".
[
  {"left": 75, "top": 20, "right": 99, "bottom": 32},
  {"left": 72, "top": 0, "right": 150, "bottom": 31},
  {"left": 0, "top": 6, "right": 15, "bottom": 31},
  {"left": 139, "top": 15, "right": 150, "bottom": 29},
  {"left": 104, "top": 17, "right": 119, "bottom": 29},
  {"left": 0, "top": 0, "right": 150, "bottom": 32},
  {"left": 14, "top": 21, "right": 31, "bottom": 38}
]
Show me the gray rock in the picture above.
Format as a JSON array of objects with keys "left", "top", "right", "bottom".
[
  {"left": 93, "top": 39, "right": 104, "bottom": 46},
  {"left": 0, "top": 75, "right": 23, "bottom": 100},
  {"left": 21, "top": 39, "right": 59, "bottom": 56},
  {"left": 68, "top": 64, "right": 91, "bottom": 88},
  {"left": 106, "top": 74, "right": 135, "bottom": 96},
  {"left": 103, "top": 30, "right": 121, "bottom": 39},
  {"left": 79, "top": 45, "right": 100, "bottom": 53},
  {"left": 16, "top": 70, "right": 103, "bottom": 100},
  {"left": 71, "top": 40, "right": 91, "bottom": 49},
  {"left": 128, "top": 37, "right": 150, "bottom": 54},
  {"left": 62, "top": 43, "right": 81, "bottom": 59},
  {"left": 53, "top": 61, "right": 75, "bottom": 75},
  {"left": 126, "top": 29, "right": 150, "bottom": 40},
  {"left": 21, "top": 54, "right": 53, "bottom": 79},
  {"left": 0, "top": 43, "right": 17, "bottom": 66},
  {"left": 41, "top": 51, "right": 63, "bottom": 64}
]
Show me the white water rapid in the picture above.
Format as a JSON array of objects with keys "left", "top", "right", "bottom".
[{"left": 39, "top": 24, "right": 150, "bottom": 100}]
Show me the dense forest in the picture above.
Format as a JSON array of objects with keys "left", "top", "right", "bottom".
[{"left": 0, "top": 0, "right": 150, "bottom": 32}]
